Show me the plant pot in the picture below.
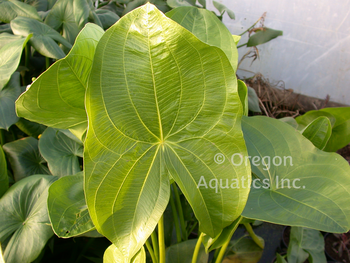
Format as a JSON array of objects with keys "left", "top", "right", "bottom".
[{"left": 324, "top": 232, "right": 350, "bottom": 263}]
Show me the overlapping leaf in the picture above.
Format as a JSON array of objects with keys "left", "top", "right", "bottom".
[
  {"left": 16, "top": 23, "right": 104, "bottom": 136},
  {"left": 0, "top": 73, "right": 21, "bottom": 130},
  {"left": 11, "top": 16, "right": 72, "bottom": 59},
  {"left": 0, "top": 34, "right": 31, "bottom": 90},
  {"left": 48, "top": 172, "right": 95, "bottom": 237},
  {"left": 104, "top": 245, "right": 146, "bottom": 263},
  {"left": 166, "top": 239, "right": 208, "bottom": 263},
  {"left": 3, "top": 137, "right": 50, "bottom": 181},
  {"left": 241, "top": 116, "right": 350, "bottom": 233},
  {"left": 85, "top": 3, "right": 249, "bottom": 261},
  {"left": 166, "top": 6, "right": 239, "bottom": 71},
  {"left": 0, "top": 175, "right": 56, "bottom": 263},
  {"left": 301, "top": 116, "right": 332, "bottom": 150},
  {"left": 0, "top": 146, "right": 8, "bottom": 198},
  {"left": 0, "top": 0, "right": 42, "bottom": 23},
  {"left": 247, "top": 28, "right": 283, "bottom": 47},
  {"left": 39, "top": 128, "right": 83, "bottom": 177}
]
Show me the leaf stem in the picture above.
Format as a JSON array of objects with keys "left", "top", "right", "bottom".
[
  {"left": 237, "top": 42, "right": 248, "bottom": 48},
  {"left": 145, "top": 240, "right": 157, "bottom": 263},
  {"left": 25, "top": 44, "right": 30, "bottom": 69},
  {"left": 191, "top": 232, "right": 204, "bottom": 263},
  {"left": 170, "top": 189, "right": 182, "bottom": 243},
  {"left": 239, "top": 15, "right": 263, "bottom": 36},
  {"left": 244, "top": 223, "right": 264, "bottom": 249},
  {"left": 151, "top": 231, "right": 159, "bottom": 263},
  {"left": 0, "top": 129, "right": 5, "bottom": 146},
  {"left": 45, "top": 57, "right": 50, "bottom": 69},
  {"left": 173, "top": 185, "right": 187, "bottom": 240},
  {"left": 214, "top": 216, "right": 242, "bottom": 263},
  {"left": 158, "top": 215, "right": 166, "bottom": 263}
]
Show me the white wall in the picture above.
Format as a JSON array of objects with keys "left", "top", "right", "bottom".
[{"left": 209, "top": 0, "right": 350, "bottom": 105}]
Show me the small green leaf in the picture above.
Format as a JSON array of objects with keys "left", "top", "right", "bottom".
[
  {"left": 223, "top": 236, "right": 263, "bottom": 263},
  {"left": 241, "top": 116, "right": 350, "bottom": 233},
  {"left": 212, "top": 1, "right": 235, "bottom": 19},
  {"left": 166, "top": 0, "right": 192, "bottom": 8},
  {"left": 198, "top": 0, "right": 206, "bottom": 8},
  {"left": 0, "top": 72, "right": 21, "bottom": 130},
  {"left": 247, "top": 27, "right": 283, "bottom": 47},
  {"left": 48, "top": 172, "right": 95, "bottom": 237},
  {"left": 3, "top": 137, "right": 50, "bottom": 181},
  {"left": 0, "top": 0, "right": 42, "bottom": 23},
  {"left": 232, "top": 35, "right": 241, "bottom": 45},
  {"left": 11, "top": 16, "right": 72, "bottom": 59},
  {"left": 166, "top": 239, "right": 208, "bottom": 263},
  {"left": 247, "top": 86, "right": 261, "bottom": 113},
  {"left": 0, "top": 34, "right": 31, "bottom": 90},
  {"left": 104, "top": 245, "right": 146, "bottom": 263},
  {"left": 166, "top": 6, "right": 239, "bottom": 71},
  {"left": 237, "top": 80, "right": 248, "bottom": 116},
  {"left": 16, "top": 23, "right": 104, "bottom": 132},
  {"left": 275, "top": 253, "right": 288, "bottom": 263},
  {"left": 287, "top": 227, "right": 326, "bottom": 263},
  {"left": 0, "top": 146, "right": 8, "bottom": 198},
  {"left": 301, "top": 116, "right": 332, "bottom": 150},
  {"left": 39, "top": 128, "right": 83, "bottom": 177},
  {"left": 0, "top": 174, "right": 56, "bottom": 263}
]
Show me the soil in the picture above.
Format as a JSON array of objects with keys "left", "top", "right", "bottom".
[{"left": 324, "top": 232, "right": 350, "bottom": 262}]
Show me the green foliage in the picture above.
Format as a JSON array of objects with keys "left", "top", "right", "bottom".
[
  {"left": 223, "top": 235, "right": 263, "bottom": 263},
  {"left": 0, "top": 0, "right": 42, "bottom": 23},
  {"left": 166, "top": 239, "right": 208, "bottom": 263},
  {"left": 300, "top": 116, "right": 332, "bottom": 150},
  {"left": 247, "top": 27, "right": 283, "bottom": 47},
  {"left": 0, "top": 146, "right": 8, "bottom": 197}
]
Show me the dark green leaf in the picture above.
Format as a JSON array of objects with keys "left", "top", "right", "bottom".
[
  {"left": 166, "top": 0, "right": 192, "bottom": 8},
  {"left": 3, "top": 137, "right": 50, "bottom": 181},
  {"left": 0, "top": 146, "right": 8, "bottom": 197},
  {"left": 275, "top": 253, "right": 288, "bottom": 263},
  {"left": 301, "top": 116, "right": 332, "bottom": 150},
  {"left": 15, "top": 118, "right": 46, "bottom": 138},
  {"left": 48, "top": 172, "right": 95, "bottom": 237},
  {"left": 11, "top": 16, "right": 72, "bottom": 59},
  {"left": 166, "top": 239, "right": 208, "bottom": 263},
  {"left": 39, "top": 128, "right": 83, "bottom": 177},
  {"left": 241, "top": 116, "right": 350, "bottom": 233},
  {"left": 0, "top": 174, "right": 56, "bottom": 263},
  {"left": 247, "top": 27, "right": 283, "bottom": 47},
  {"left": 212, "top": 1, "right": 235, "bottom": 19},
  {"left": 95, "top": 9, "right": 119, "bottom": 29},
  {"left": 223, "top": 236, "right": 263, "bottom": 263},
  {"left": 0, "top": 73, "right": 21, "bottom": 130},
  {"left": 0, "top": 0, "right": 41, "bottom": 23},
  {"left": 0, "top": 34, "right": 31, "bottom": 90},
  {"left": 247, "top": 86, "right": 261, "bottom": 113}
]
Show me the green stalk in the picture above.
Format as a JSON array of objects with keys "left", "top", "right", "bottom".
[
  {"left": 170, "top": 190, "right": 182, "bottom": 243},
  {"left": 145, "top": 240, "right": 157, "bottom": 263},
  {"left": 237, "top": 42, "right": 248, "bottom": 48},
  {"left": 151, "top": 231, "right": 159, "bottom": 263},
  {"left": 187, "top": 221, "right": 198, "bottom": 237},
  {"left": 25, "top": 44, "right": 30, "bottom": 69},
  {"left": 173, "top": 185, "right": 187, "bottom": 240},
  {"left": 191, "top": 232, "right": 204, "bottom": 263},
  {"left": 0, "top": 129, "right": 5, "bottom": 146},
  {"left": 239, "top": 15, "right": 262, "bottom": 36},
  {"left": 244, "top": 223, "right": 264, "bottom": 249},
  {"left": 214, "top": 216, "right": 242, "bottom": 263},
  {"left": 45, "top": 57, "right": 50, "bottom": 69},
  {"left": 158, "top": 215, "right": 166, "bottom": 263}
]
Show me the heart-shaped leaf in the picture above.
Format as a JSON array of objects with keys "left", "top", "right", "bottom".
[
  {"left": 166, "top": 6, "right": 238, "bottom": 71},
  {"left": 0, "top": 73, "right": 21, "bottom": 130},
  {"left": 0, "top": 0, "right": 42, "bottom": 23},
  {"left": 48, "top": 172, "right": 95, "bottom": 237},
  {"left": 287, "top": 227, "right": 327, "bottom": 263},
  {"left": 0, "top": 146, "right": 8, "bottom": 198},
  {"left": 241, "top": 116, "right": 350, "bottom": 233},
  {"left": 11, "top": 16, "right": 72, "bottom": 59},
  {"left": 16, "top": 23, "right": 104, "bottom": 136},
  {"left": 247, "top": 27, "right": 283, "bottom": 47},
  {"left": 85, "top": 3, "right": 249, "bottom": 260},
  {"left": 0, "top": 174, "right": 56, "bottom": 263},
  {"left": 166, "top": 239, "right": 208, "bottom": 263},
  {"left": 0, "top": 34, "right": 31, "bottom": 90},
  {"left": 3, "top": 137, "right": 50, "bottom": 181},
  {"left": 104, "top": 245, "right": 146, "bottom": 263},
  {"left": 301, "top": 116, "right": 332, "bottom": 150},
  {"left": 39, "top": 128, "right": 83, "bottom": 177}
]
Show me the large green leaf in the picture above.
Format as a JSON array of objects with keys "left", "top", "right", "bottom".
[
  {"left": 3, "top": 137, "right": 50, "bottom": 181},
  {"left": 85, "top": 3, "right": 249, "bottom": 260},
  {"left": 48, "top": 172, "right": 95, "bottom": 237},
  {"left": 166, "top": 239, "right": 208, "bottom": 263},
  {"left": 296, "top": 107, "right": 350, "bottom": 152},
  {"left": 0, "top": 0, "right": 41, "bottom": 23},
  {"left": 247, "top": 27, "right": 283, "bottom": 47},
  {"left": 0, "top": 73, "right": 21, "bottom": 130},
  {"left": 241, "top": 116, "right": 350, "bottom": 233},
  {"left": 0, "top": 174, "right": 56, "bottom": 263},
  {"left": 166, "top": 6, "right": 239, "bottom": 71},
  {"left": 287, "top": 227, "right": 326, "bottom": 263},
  {"left": 39, "top": 128, "right": 83, "bottom": 177},
  {"left": 301, "top": 116, "right": 332, "bottom": 150},
  {"left": 0, "top": 146, "right": 8, "bottom": 198},
  {"left": 16, "top": 23, "right": 103, "bottom": 135},
  {"left": 11, "top": 16, "right": 72, "bottom": 59},
  {"left": 0, "top": 32, "right": 22, "bottom": 48},
  {"left": 0, "top": 34, "right": 31, "bottom": 90},
  {"left": 104, "top": 245, "right": 146, "bottom": 263}
]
